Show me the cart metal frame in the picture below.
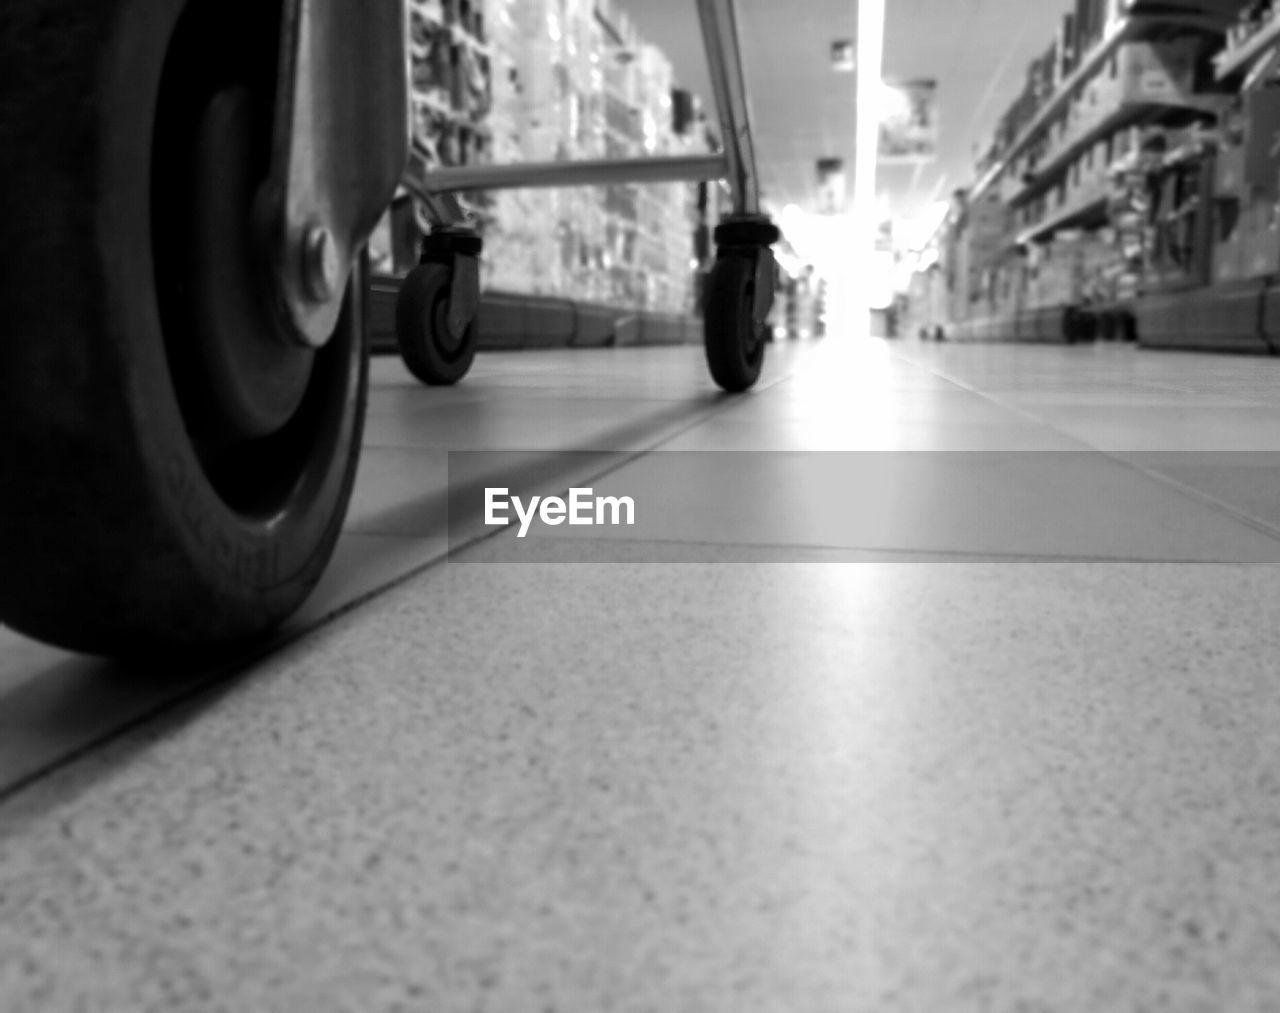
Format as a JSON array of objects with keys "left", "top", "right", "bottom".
[
  {"left": 395, "top": 0, "right": 779, "bottom": 392},
  {"left": 403, "top": 0, "right": 767, "bottom": 229}
]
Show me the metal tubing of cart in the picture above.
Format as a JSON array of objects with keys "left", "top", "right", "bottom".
[
  {"left": 694, "top": 0, "right": 761, "bottom": 216},
  {"left": 404, "top": 153, "right": 731, "bottom": 196},
  {"left": 404, "top": 0, "right": 764, "bottom": 224}
]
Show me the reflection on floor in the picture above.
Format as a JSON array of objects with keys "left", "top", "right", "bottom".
[{"left": 4, "top": 337, "right": 1280, "bottom": 1010}]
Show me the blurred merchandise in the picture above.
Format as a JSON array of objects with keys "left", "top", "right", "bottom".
[{"left": 370, "top": 0, "right": 703, "bottom": 315}]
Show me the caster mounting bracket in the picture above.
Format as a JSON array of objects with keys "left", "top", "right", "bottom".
[
  {"left": 257, "top": 0, "right": 411, "bottom": 349},
  {"left": 421, "top": 228, "right": 483, "bottom": 342}
]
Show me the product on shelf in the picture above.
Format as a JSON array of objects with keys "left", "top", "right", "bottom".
[
  {"left": 390, "top": 0, "right": 703, "bottom": 314},
  {"left": 913, "top": 0, "right": 1271, "bottom": 343}
]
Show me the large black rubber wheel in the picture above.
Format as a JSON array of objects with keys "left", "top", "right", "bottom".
[
  {"left": 0, "top": 0, "right": 368, "bottom": 655},
  {"left": 396, "top": 262, "right": 479, "bottom": 386},
  {"left": 704, "top": 252, "right": 770, "bottom": 393}
]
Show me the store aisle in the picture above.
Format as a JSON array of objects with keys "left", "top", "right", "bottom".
[{"left": 4, "top": 337, "right": 1280, "bottom": 1011}]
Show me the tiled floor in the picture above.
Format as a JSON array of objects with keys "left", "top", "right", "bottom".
[{"left": 4, "top": 336, "right": 1280, "bottom": 1010}]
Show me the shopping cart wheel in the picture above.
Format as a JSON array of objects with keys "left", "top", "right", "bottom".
[
  {"left": 1062, "top": 307, "right": 1080, "bottom": 345},
  {"left": 395, "top": 263, "right": 479, "bottom": 385},
  {"left": 704, "top": 218, "right": 780, "bottom": 393},
  {"left": 1098, "top": 311, "right": 1117, "bottom": 341},
  {"left": 1120, "top": 312, "right": 1138, "bottom": 343},
  {"left": 0, "top": 0, "right": 369, "bottom": 655},
  {"left": 396, "top": 230, "right": 482, "bottom": 386}
]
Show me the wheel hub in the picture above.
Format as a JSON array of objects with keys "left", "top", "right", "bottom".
[{"left": 186, "top": 89, "right": 313, "bottom": 443}]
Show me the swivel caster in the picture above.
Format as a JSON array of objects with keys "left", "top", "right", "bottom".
[
  {"left": 396, "top": 229, "right": 482, "bottom": 386},
  {"left": 703, "top": 216, "right": 780, "bottom": 393},
  {"left": 1063, "top": 307, "right": 1084, "bottom": 344},
  {"left": 1120, "top": 311, "right": 1138, "bottom": 343},
  {"left": 1098, "top": 311, "right": 1117, "bottom": 342},
  {"left": 1078, "top": 311, "right": 1099, "bottom": 343}
]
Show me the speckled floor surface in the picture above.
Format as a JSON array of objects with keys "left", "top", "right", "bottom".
[{"left": 4, "top": 337, "right": 1280, "bottom": 1011}]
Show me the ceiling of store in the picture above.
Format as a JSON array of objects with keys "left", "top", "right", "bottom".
[{"left": 618, "top": 0, "right": 1069, "bottom": 223}]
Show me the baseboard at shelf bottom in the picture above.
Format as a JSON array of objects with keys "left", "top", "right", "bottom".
[
  {"left": 949, "top": 305, "right": 1081, "bottom": 344},
  {"left": 368, "top": 276, "right": 701, "bottom": 354},
  {"left": 1135, "top": 280, "right": 1277, "bottom": 354},
  {"left": 945, "top": 282, "right": 1280, "bottom": 355}
]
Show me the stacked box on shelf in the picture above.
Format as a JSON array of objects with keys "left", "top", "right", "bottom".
[
  {"left": 410, "top": 0, "right": 494, "bottom": 186},
  {"left": 480, "top": 0, "right": 557, "bottom": 295},
  {"left": 641, "top": 45, "right": 700, "bottom": 314},
  {"left": 952, "top": 191, "right": 1014, "bottom": 321},
  {"left": 965, "top": 191, "right": 1014, "bottom": 283},
  {"left": 598, "top": 5, "right": 645, "bottom": 309},
  {"left": 479, "top": 0, "right": 698, "bottom": 314},
  {"left": 1024, "top": 228, "right": 1121, "bottom": 309},
  {"left": 1073, "top": 0, "right": 1112, "bottom": 62},
  {"left": 1033, "top": 41, "right": 1060, "bottom": 105},
  {"left": 1212, "top": 88, "right": 1280, "bottom": 282},
  {"left": 989, "top": 251, "right": 1029, "bottom": 320},
  {"left": 1103, "top": 127, "right": 1216, "bottom": 296},
  {"left": 1057, "top": 12, "right": 1079, "bottom": 82},
  {"left": 1077, "top": 228, "right": 1125, "bottom": 303},
  {"left": 633, "top": 45, "right": 675, "bottom": 310},
  {"left": 1026, "top": 236, "right": 1073, "bottom": 309},
  {"left": 369, "top": 0, "right": 496, "bottom": 273},
  {"left": 1219, "top": 185, "right": 1280, "bottom": 280},
  {"left": 1222, "top": 2, "right": 1279, "bottom": 53},
  {"left": 1086, "top": 36, "right": 1202, "bottom": 111},
  {"left": 483, "top": 0, "right": 706, "bottom": 312},
  {"left": 983, "top": 0, "right": 1122, "bottom": 176}
]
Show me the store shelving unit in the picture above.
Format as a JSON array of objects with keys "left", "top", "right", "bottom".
[
  {"left": 929, "top": 0, "right": 1280, "bottom": 349},
  {"left": 970, "top": 7, "right": 1235, "bottom": 202},
  {"left": 1010, "top": 94, "right": 1226, "bottom": 208},
  {"left": 371, "top": 0, "right": 705, "bottom": 316},
  {"left": 969, "top": 16, "right": 1146, "bottom": 205},
  {"left": 1215, "top": 10, "right": 1280, "bottom": 80},
  {"left": 399, "top": 0, "right": 496, "bottom": 257},
  {"left": 1017, "top": 194, "right": 1109, "bottom": 247}
]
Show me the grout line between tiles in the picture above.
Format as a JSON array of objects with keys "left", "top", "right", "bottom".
[
  {"left": 459, "top": 533, "right": 1280, "bottom": 567},
  {"left": 890, "top": 349, "right": 1280, "bottom": 548},
  {"left": 0, "top": 370, "right": 798, "bottom": 804}
]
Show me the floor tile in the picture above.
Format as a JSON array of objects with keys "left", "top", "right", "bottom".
[
  {"left": 4, "top": 557, "right": 1280, "bottom": 1011},
  {"left": 1006, "top": 406, "right": 1280, "bottom": 452},
  {"left": 7, "top": 338, "right": 1280, "bottom": 1011}
]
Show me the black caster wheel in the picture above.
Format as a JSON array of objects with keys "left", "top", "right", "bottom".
[
  {"left": 396, "top": 258, "right": 479, "bottom": 386},
  {"left": 1098, "top": 311, "right": 1117, "bottom": 341},
  {"left": 1078, "top": 311, "right": 1099, "bottom": 343},
  {"left": 1120, "top": 312, "right": 1138, "bottom": 343},
  {"left": 0, "top": 0, "right": 368, "bottom": 655},
  {"left": 704, "top": 252, "right": 774, "bottom": 392},
  {"left": 703, "top": 217, "right": 778, "bottom": 393},
  {"left": 1062, "top": 308, "right": 1080, "bottom": 345}
]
